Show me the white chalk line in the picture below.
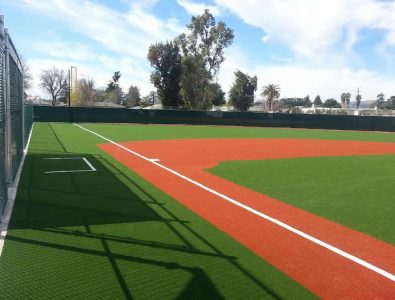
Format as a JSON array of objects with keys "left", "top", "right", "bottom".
[
  {"left": 74, "top": 123, "right": 395, "bottom": 282},
  {"left": 44, "top": 157, "right": 96, "bottom": 174},
  {"left": 0, "top": 124, "right": 34, "bottom": 256}
]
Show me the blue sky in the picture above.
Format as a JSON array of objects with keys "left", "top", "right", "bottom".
[{"left": 2, "top": 0, "right": 395, "bottom": 101}]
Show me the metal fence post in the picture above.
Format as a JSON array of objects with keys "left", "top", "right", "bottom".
[{"left": 3, "top": 28, "right": 12, "bottom": 185}]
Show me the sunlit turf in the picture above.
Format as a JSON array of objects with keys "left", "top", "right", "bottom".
[
  {"left": 208, "top": 155, "right": 395, "bottom": 245},
  {"left": 2, "top": 122, "right": 395, "bottom": 299}
]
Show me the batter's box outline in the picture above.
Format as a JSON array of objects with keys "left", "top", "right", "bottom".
[{"left": 44, "top": 157, "right": 97, "bottom": 174}]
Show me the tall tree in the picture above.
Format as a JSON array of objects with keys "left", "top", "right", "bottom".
[
  {"left": 176, "top": 9, "right": 234, "bottom": 109},
  {"left": 148, "top": 41, "right": 182, "bottom": 107},
  {"left": 176, "top": 9, "right": 234, "bottom": 77},
  {"left": 179, "top": 55, "right": 211, "bottom": 109},
  {"left": 262, "top": 84, "right": 281, "bottom": 111},
  {"left": 77, "top": 78, "right": 95, "bottom": 106},
  {"left": 356, "top": 94, "right": 362, "bottom": 110},
  {"left": 125, "top": 85, "right": 140, "bottom": 108},
  {"left": 229, "top": 70, "right": 257, "bottom": 111},
  {"left": 107, "top": 71, "right": 121, "bottom": 91},
  {"left": 40, "top": 67, "right": 68, "bottom": 106},
  {"left": 323, "top": 98, "right": 341, "bottom": 108},
  {"left": 106, "top": 71, "right": 124, "bottom": 104},
  {"left": 208, "top": 82, "right": 226, "bottom": 106},
  {"left": 388, "top": 96, "right": 395, "bottom": 109},
  {"left": 313, "top": 95, "right": 322, "bottom": 106},
  {"left": 303, "top": 95, "right": 312, "bottom": 107},
  {"left": 377, "top": 93, "right": 385, "bottom": 109},
  {"left": 340, "top": 92, "right": 351, "bottom": 108},
  {"left": 20, "top": 56, "right": 32, "bottom": 91}
]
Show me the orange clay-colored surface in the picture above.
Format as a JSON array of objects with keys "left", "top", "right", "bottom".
[{"left": 99, "top": 138, "right": 395, "bottom": 299}]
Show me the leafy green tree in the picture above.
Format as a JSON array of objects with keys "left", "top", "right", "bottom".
[
  {"left": 139, "top": 96, "right": 151, "bottom": 108},
  {"left": 387, "top": 96, "right": 395, "bottom": 109},
  {"left": 323, "top": 98, "right": 341, "bottom": 108},
  {"left": 262, "top": 84, "right": 281, "bottom": 111},
  {"left": 176, "top": 9, "right": 234, "bottom": 109},
  {"left": 340, "top": 92, "right": 351, "bottom": 108},
  {"left": 107, "top": 71, "right": 121, "bottom": 92},
  {"left": 229, "top": 70, "right": 257, "bottom": 111},
  {"left": 313, "top": 95, "right": 322, "bottom": 106},
  {"left": 377, "top": 93, "right": 385, "bottom": 109},
  {"left": 176, "top": 9, "right": 234, "bottom": 77},
  {"left": 147, "top": 41, "right": 182, "bottom": 107},
  {"left": 125, "top": 85, "right": 140, "bottom": 108},
  {"left": 208, "top": 82, "right": 226, "bottom": 106},
  {"left": 180, "top": 55, "right": 211, "bottom": 109},
  {"left": 279, "top": 97, "right": 311, "bottom": 109},
  {"left": 106, "top": 71, "right": 124, "bottom": 104},
  {"left": 303, "top": 95, "right": 312, "bottom": 107}
]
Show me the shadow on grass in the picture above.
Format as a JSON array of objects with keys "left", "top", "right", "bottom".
[
  {"left": 9, "top": 154, "right": 162, "bottom": 229},
  {"left": 4, "top": 123, "right": 284, "bottom": 299}
]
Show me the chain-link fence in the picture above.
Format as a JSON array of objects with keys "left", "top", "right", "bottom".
[{"left": 0, "top": 16, "right": 33, "bottom": 214}]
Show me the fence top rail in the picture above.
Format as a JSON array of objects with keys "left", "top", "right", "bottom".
[
  {"left": 0, "top": 15, "right": 22, "bottom": 71},
  {"left": 0, "top": 15, "right": 4, "bottom": 40}
]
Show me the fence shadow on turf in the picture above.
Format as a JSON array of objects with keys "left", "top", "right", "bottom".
[
  {"left": 4, "top": 151, "right": 283, "bottom": 299},
  {"left": 8, "top": 153, "right": 163, "bottom": 229}
]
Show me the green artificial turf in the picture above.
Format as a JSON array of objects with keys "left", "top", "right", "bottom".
[
  {"left": 81, "top": 122, "right": 395, "bottom": 143},
  {"left": 209, "top": 155, "right": 395, "bottom": 245},
  {"left": 2, "top": 122, "right": 395, "bottom": 299},
  {"left": 0, "top": 123, "right": 318, "bottom": 299}
]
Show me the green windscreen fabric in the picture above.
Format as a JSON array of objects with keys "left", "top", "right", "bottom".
[
  {"left": 0, "top": 19, "right": 32, "bottom": 215},
  {"left": 0, "top": 36, "right": 6, "bottom": 213},
  {"left": 9, "top": 55, "right": 23, "bottom": 181}
]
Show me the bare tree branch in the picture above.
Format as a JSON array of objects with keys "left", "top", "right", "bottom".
[
  {"left": 40, "top": 67, "right": 68, "bottom": 106},
  {"left": 20, "top": 55, "right": 32, "bottom": 91}
]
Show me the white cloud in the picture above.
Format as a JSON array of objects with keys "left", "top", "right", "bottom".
[
  {"left": 19, "top": 0, "right": 186, "bottom": 96},
  {"left": 209, "top": 0, "right": 395, "bottom": 101},
  {"left": 18, "top": 0, "right": 395, "bottom": 102},
  {"left": 177, "top": 0, "right": 221, "bottom": 16},
  {"left": 215, "top": 0, "right": 395, "bottom": 63},
  {"left": 271, "top": 55, "right": 292, "bottom": 63},
  {"left": 219, "top": 48, "right": 395, "bottom": 101},
  {"left": 22, "top": 0, "right": 182, "bottom": 58},
  {"left": 32, "top": 41, "right": 95, "bottom": 61}
]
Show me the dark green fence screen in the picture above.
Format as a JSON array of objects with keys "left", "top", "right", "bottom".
[
  {"left": 0, "top": 21, "right": 6, "bottom": 214},
  {"left": 33, "top": 106, "right": 395, "bottom": 132},
  {"left": 0, "top": 16, "right": 33, "bottom": 214}
]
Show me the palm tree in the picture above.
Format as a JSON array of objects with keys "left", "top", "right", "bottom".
[
  {"left": 262, "top": 84, "right": 280, "bottom": 111},
  {"left": 356, "top": 94, "right": 362, "bottom": 110}
]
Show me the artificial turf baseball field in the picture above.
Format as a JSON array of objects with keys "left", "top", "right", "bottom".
[{"left": 0, "top": 122, "right": 394, "bottom": 299}]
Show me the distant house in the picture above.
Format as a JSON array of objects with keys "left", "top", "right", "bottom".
[
  {"left": 26, "top": 95, "right": 51, "bottom": 105},
  {"left": 92, "top": 101, "right": 125, "bottom": 108}
]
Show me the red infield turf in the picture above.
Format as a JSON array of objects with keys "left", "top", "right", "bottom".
[{"left": 99, "top": 138, "right": 395, "bottom": 299}]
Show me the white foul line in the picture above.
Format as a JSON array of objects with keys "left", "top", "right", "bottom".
[{"left": 74, "top": 123, "right": 395, "bottom": 282}]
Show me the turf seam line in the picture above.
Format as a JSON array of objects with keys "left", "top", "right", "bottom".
[
  {"left": 0, "top": 124, "right": 35, "bottom": 256},
  {"left": 74, "top": 123, "right": 395, "bottom": 282}
]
